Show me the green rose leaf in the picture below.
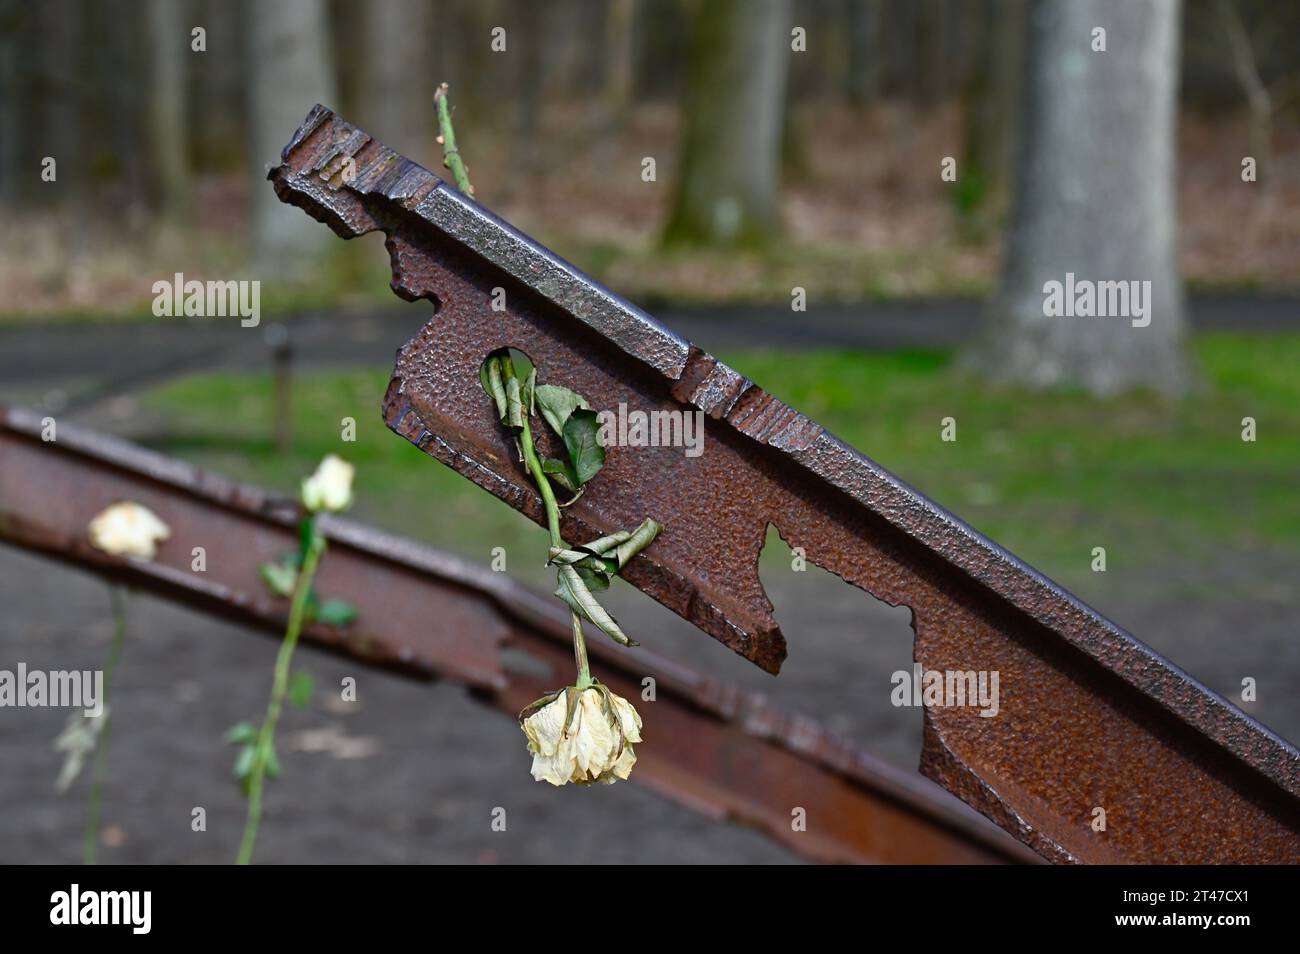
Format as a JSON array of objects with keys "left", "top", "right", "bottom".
[
  {"left": 233, "top": 743, "right": 256, "bottom": 790},
  {"left": 258, "top": 561, "right": 297, "bottom": 599},
  {"left": 563, "top": 408, "right": 605, "bottom": 486},
  {"left": 225, "top": 721, "right": 259, "bottom": 745},
  {"left": 480, "top": 349, "right": 536, "bottom": 427},
  {"left": 540, "top": 457, "right": 581, "bottom": 494},
  {"left": 524, "top": 368, "right": 537, "bottom": 418},
  {"left": 534, "top": 384, "right": 591, "bottom": 439},
  {"left": 554, "top": 564, "right": 633, "bottom": 647},
  {"left": 547, "top": 521, "right": 660, "bottom": 577},
  {"left": 576, "top": 530, "right": 631, "bottom": 556},
  {"left": 289, "top": 671, "right": 314, "bottom": 709},
  {"left": 505, "top": 374, "right": 525, "bottom": 429},
  {"left": 52, "top": 711, "right": 106, "bottom": 793},
  {"left": 479, "top": 353, "right": 508, "bottom": 422},
  {"left": 316, "top": 599, "right": 358, "bottom": 628},
  {"left": 611, "top": 517, "right": 664, "bottom": 568},
  {"left": 577, "top": 565, "right": 610, "bottom": 593},
  {"left": 547, "top": 545, "right": 618, "bottom": 576}
]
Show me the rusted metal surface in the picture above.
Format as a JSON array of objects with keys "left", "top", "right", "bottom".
[
  {"left": 0, "top": 406, "right": 1036, "bottom": 865},
  {"left": 268, "top": 105, "right": 1300, "bottom": 863}
]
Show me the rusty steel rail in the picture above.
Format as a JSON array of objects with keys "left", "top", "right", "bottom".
[
  {"left": 0, "top": 406, "right": 1037, "bottom": 864},
  {"left": 266, "top": 105, "right": 1300, "bottom": 863}
]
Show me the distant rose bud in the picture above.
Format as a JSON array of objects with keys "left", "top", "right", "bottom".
[
  {"left": 88, "top": 501, "right": 171, "bottom": 560},
  {"left": 301, "top": 454, "right": 354, "bottom": 513},
  {"left": 521, "top": 684, "right": 641, "bottom": 786}
]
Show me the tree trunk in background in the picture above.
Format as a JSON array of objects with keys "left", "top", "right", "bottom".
[
  {"left": 507, "top": 1, "right": 547, "bottom": 193},
  {"left": 38, "top": 0, "right": 82, "bottom": 202},
  {"left": 960, "top": 0, "right": 1026, "bottom": 222},
  {"left": 969, "top": 0, "right": 1190, "bottom": 395},
  {"left": 358, "top": 0, "right": 433, "bottom": 169},
  {"left": 192, "top": 0, "right": 245, "bottom": 176},
  {"left": 663, "top": 0, "right": 790, "bottom": 248},
  {"left": 603, "top": 0, "right": 636, "bottom": 122},
  {"left": 97, "top": 0, "right": 148, "bottom": 224},
  {"left": 845, "top": 0, "right": 881, "bottom": 108},
  {"left": 246, "top": 0, "right": 337, "bottom": 274},
  {"left": 0, "top": 0, "right": 22, "bottom": 204},
  {"left": 915, "top": 0, "right": 946, "bottom": 106},
  {"left": 146, "top": 0, "right": 189, "bottom": 221}
]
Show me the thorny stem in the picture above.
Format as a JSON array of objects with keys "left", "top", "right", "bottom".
[
  {"left": 434, "top": 82, "right": 475, "bottom": 197},
  {"left": 85, "top": 584, "right": 126, "bottom": 865},
  {"left": 517, "top": 398, "right": 592, "bottom": 687},
  {"left": 237, "top": 519, "right": 324, "bottom": 865}
]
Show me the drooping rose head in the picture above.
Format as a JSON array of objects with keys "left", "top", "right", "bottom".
[
  {"left": 88, "top": 501, "right": 171, "bottom": 560},
  {"left": 301, "top": 454, "right": 355, "bottom": 513},
  {"left": 521, "top": 684, "right": 641, "bottom": 786}
]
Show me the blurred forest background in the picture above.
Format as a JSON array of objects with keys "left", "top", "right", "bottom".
[{"left": 1, "top": 0, "right": 1298, "bottom": 316}]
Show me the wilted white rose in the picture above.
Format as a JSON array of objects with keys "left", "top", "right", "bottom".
[
  {"left": 88, "top": 502, "right": 171, "bottom": 559},
  {"left": 301, "top": 454, "right": 354, "bottom": 513},
  {"left": 521, "top": 685, "right": 641, "bottom": 786}
]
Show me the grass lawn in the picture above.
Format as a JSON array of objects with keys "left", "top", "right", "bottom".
[{"left": 137, "top": 333, "right": 1300, "bottom": 597}]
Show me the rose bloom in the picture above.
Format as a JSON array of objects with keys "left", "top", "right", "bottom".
[
  {"left": 301, "top": 454, "right": 354, "bottom": 513},
  {"left": 88, "top": 501, "right": 171, "bottom": 560},
  {"left": 522, "top": 686, "right": 642, "bottom": 786}
]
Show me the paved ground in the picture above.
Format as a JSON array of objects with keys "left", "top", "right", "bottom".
[{"left": 1, "top": 536, "right": 1295, "bottom": 864}]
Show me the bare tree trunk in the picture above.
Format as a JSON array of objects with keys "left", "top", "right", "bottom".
[
  {"left": 506, "top": 0, "right": 546, "bottom": 195},
  {"left": 845, "top": 0, "right": 881, "bottom": 108},
  {"left": 95, "top": 0, "right": 148, "bottom": 225},
  {"left": 969, "top": 0, "right": 1190, "bottom": 395},
  {"left": 38, "top": 0, "right": 82, "bottom": 202},
  {"left": 0, "top": 0, "right": 23, "bottom": 204},
  {"left": 146, "top": 0, "right": 189, "bottom": 221},
  {"left": 246, "top": 0, "right": 337, "bottom": 274},
  {"left": 915, "top": 0, "right": 947, "bottom": 106},
  {"left": 1217, "top": 0, "right": 1271, "bottom": 185},
  {"left": 960, "top": 0, "right": 1026, "bottom": 222},
  {"left": 191, "top": 0, "right": 245, "bottom": 175},
  {"left": 663, "top": 0, "right": 791, "bottom": 248},
  {"left": 604, "top": 0, "right": 636, "bottom": 122},
  {"left": 358, "top": 0, "right": 432, "bottom": 168}
]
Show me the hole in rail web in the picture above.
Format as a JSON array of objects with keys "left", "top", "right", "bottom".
[
  {"left": 591, "top": 526, "right": 921, "bottom": 773},
  {"left": 757, "top": 525, "right": 921, "bottom": 772}
]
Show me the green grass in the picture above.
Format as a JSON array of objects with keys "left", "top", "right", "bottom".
[
  {"left": 137, "top": 369, "right": 544, "bottom": 580},
  {"left": 137, "top": 333, "right": 1300, "bottom": 595},
  {"left": 726, "top": 336, "right": 1300, "bottom": 583}
]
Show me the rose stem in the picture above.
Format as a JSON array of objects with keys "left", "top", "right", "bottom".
[
  {"left": 85, "top": 584, "right": 126, "bottom": 865},
  {"left": 237, "top": 518, "right": 324, "bottom": 865},
  {"left": 518, "top": 397, "right": 592, "bottom": 687}
]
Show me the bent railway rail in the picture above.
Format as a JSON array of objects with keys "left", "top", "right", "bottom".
[
  {"left": 265, "top": 105, "right": 1299, "bottom": 863},
  {"left": 0, "top": 406, "right": 1035, "bottom": 864}
]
